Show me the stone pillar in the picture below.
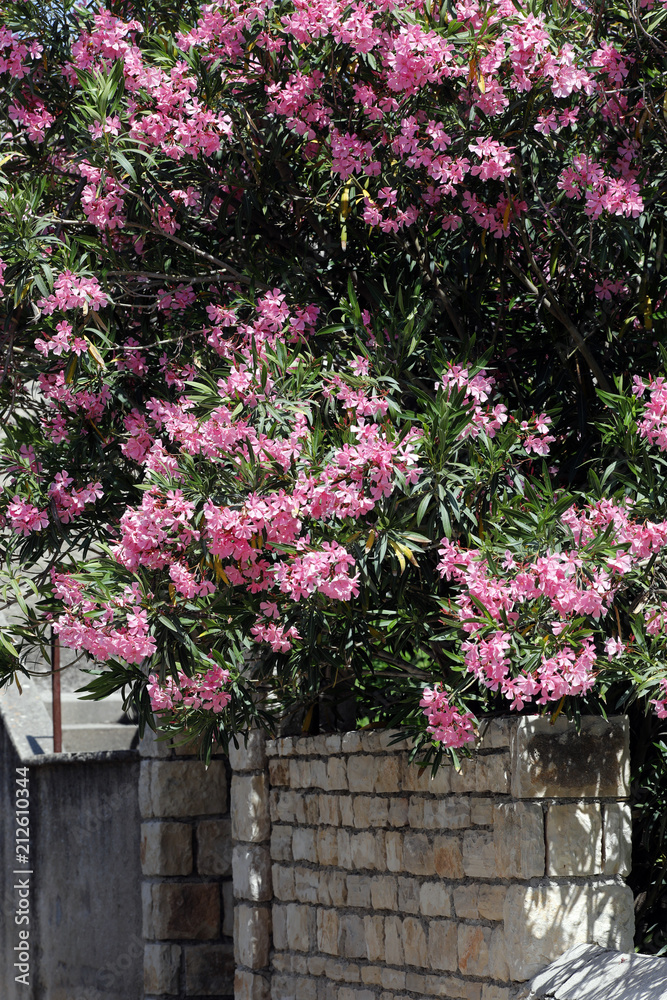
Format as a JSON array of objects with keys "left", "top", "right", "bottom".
[
  {"left": 229, "top": 732, "right": 272, "bottom": 1000},
  {"left": 140, "top": 727, "right": 234, "bottom": 999}
]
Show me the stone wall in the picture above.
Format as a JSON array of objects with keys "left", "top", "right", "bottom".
[
  {"left": 230, "top": 717, "right": 634, "bottom": 1000},
  {"left": 140, "top": 729, "right": 234, "bottom": 999}
]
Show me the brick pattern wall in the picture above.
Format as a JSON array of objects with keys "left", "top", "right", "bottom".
[
  {"left": 140, "top": 729, "right": 234, "bottom": 999},
  {"left": 229, "top": 716, "right": 634, "bottom": 1000}
]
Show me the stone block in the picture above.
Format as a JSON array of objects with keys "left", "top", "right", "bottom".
[
  {"left": 272, "top": 904, "right": 288, "bottom": 951},
  {"left": 503, "top": 881, "right": 634, "bottom": 980},
  {"left": 481, "top": 988, "right": 512, "bottom": 1000},
  {"left": 403, "top": 832, "right": 435, "bottom": 875},
  {"left": 354, "top": 795, "right": 389, "bottom": 828},
  {"left": 311, "top": 759, "right": 328, "bottom": 789},
  {"left": 471, "top": 798, "right": 494, "bottom": 825},
  {"left": 324, "top": 734, "right": 342, "bottom": 753},
  {"left": 235, "top": 970, "right": 271, "bottom": 1000},
  {"left": 317, "top": 908, "right": 339, "bottom": 955},
  {"left": 476, "top": 753, "right": 510, "bottom": 793},
  {"left": 286, "top": 903, "right": 314, "bottom": 952},
  {"left": 347, "top": 874, "right": 372, "bottom": 908},
  {"left": 450, "top": 757, "right": 477, "bottom": 793},
  {"left": 269, "top": 758, "right": 291, "bottom": 787},
  {"left": 420, "top": 882, "right": 451, "bottom": 917},
  {"left": 309, "top": 955, "right": 327, "bottom": 976},
  {"left": 327, "top": 757, "right": 348, "bottom": 790},
  {"left": 381, "top": 967, "right": 406, "bottom": 989},
  {"left": 140, "top": 760, "right": 227, "bottom": 818},
  {"left": 351, "top": 830, "right": 385, "bottom": 870},
  {"left": 348, "top": 755, "right": 378, "bottom": 793},
  {"left": 337, "top": 829, "right": 352, "bottom": 868},
  {"left": 139, "top": 725, "right": 174, "bottom": 758},
  {"left": 197, "top": 817, "right": 232, "bottom": 876},
  {"left": 402, "top": 762, "right": 451, "bottom": 795},
  {"left": 423, "top": 796, "right": 471, "bottom": 830},
  {"left": 144, "top": 943, "right": 180, "bottom": 995},
  {"left": 235, "top": 905, "right": 271, "bottom": 969},
  {"left": 488, "top": 926, "right": 508, "bottom": 981},
  {"left": 295, "top": 867, "right": 320, "bottom": 904},
  {"left": 424, "top": 976, "right": 482, "bottom": 999},
  {"left": 340, "top": 796, "right": 355, "bottom": 826},
  {"left": 388, "top": 798, "right": 409, "bottom": 827},
  {"left": 398, "top": 877, "right": 421, "bottom": 915},
  {"left": 434, "top": 835, "right": 464, "bottom": 878},
  {"left": 229, "top": 731, "right": 266, "bottom": 772},
  {"left": 141, "top": 821, "right": 193, "bottom": 876},
  {"left": 402, "top": 916, "right": 428, "bottom": 967},
  {"left": 365, "top": 915, "right": 385, "bottom": 962},
  {"left": 371, "top": 875, "right": 397, "bottom": 911},
  {"left": 478, "top": 884, "right": 506, "bottom": 921},
  {"left": 339, "top": 913, "right": 367, "bottom": 959},
  {"left": 342, "top": 732, "right": 364, "bottom": 753},
  {"left": 462, "top": 830, "right": 496, "bottom": 878},
  {"left": 271, "top": 825, "right": 293, "bottom": 861},
  {"left": 546, "top": 803, "right": 602, "bottom": 876},
  {"left": 320, "top": 871, "right": 347, "bottom": 906},
  {"left": 408, "top": 796, "right": 425, "bottom": 828},
  {"left": 478, "top": 717, "right": 512, "bottom": 749},
  {"left": 375, "top": 755, "right": 402, "bottom": 793},
  {"left": 271, "top": 789, "right": 297, "bottom": 824},
  {"left": 494, "top": 802, "right": 545, "bottom": 878},
  {"left": 386, "top": 831, "right": 403, "bottom": 872},
  {"left": 603, "top": 801, "right": 632, "bottom": 876},
  {"left": 222, "top": 880, "right": 234, "bottom": 937},
  {"left": 511, "top": 715, "right": 630, "bottom": 798},
  {"left": 148, "top": 883, "right": 220, "bottom": 940},
  {"left": 293, "top": 828, "right": 318, "bottom": 863},
  {"left": 232, "top": 774, "right": 270, "bottom": 843},
  {"left": 317, "top": 828, "right": 339, "bottom": 867},
  {"left": 233, "top": 844, "right": 272, "bottom": 901},
  {"left": 385, "top": 915, "right": 405, "bottom": 965},
  {"left": 319, "top": 794, "right": 341, "bottom": 826},
  {"left": 184, "top": 942, "right": 234, "bottom": 995},
  {"left": 453, "top": 885, "right": 479, "bottom": 919},
  {"left": 458, "top": 924, "right": 490, "bottom": 977},
  {"left": 273, "top": 865, "right": 295, "bottom": 901},
  {"left": 428, "top": 920, "right": 458, "bottom": 972}
]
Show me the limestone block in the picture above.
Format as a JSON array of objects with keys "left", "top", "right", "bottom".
[
  {"left": 348, "top": 755, "right": 378, "bottom": 793},
  {"left": 402, "top": 761, "right": 451, "bottom": 795},
  {"left": 408, "top": 796, "right": 425, "bottom": 827},
  {"left": 347, "top": 874, "right": 372, "bottom": 907},
  {"left": 289, "top": 758, "right": 306, "bottom": 788},
  {"left": 494, "top": 802, "right": 545, "bottom": 878},
  {"left": 319, "top": 794, "right": 341, "bottom": 826},
  {"left": 271, "top": 974, "right": 296, "bottom": 999},
  {"left": 272, "top": 904, "right": 288, "bottom": 951},
  {"left": 232, "top": 774, "right": 270, "bottom": 843},
  {"left": 381, "top": 967, "right": 406, "bottom": 989},
  {"left": 476, "top": 753, "right": 511, "bottom": 793},
  {"left": 223, "top": 880, "right": 234, "bottom": 937},
  {"left": 310, "top": 759, "right": 328, "bottom": 789},
  {"left": 233, "top": 844, "right": 272, "bottom": 901},
  {"left": 478, "top": 884, "right": 506, "bottom": 921},
  {"left": 286, "top": 903, "right": 314, "bottom": 952},
  {"left": 371, "top": 875, "right": 398, "bottom": 911},
  {"left": 317, "top": 828, "right": 339, "bottom": 867},
  {"left": 510, "top": 715, "right": 630, "bottom": 799},
  {"left": 481, "top": 987, "right": 513, "bottom": 1000},
  {"left": 235, "top": 970, "right": 271, "bottom": 1000},
  {"left": 309, "top": 955, "right": 327, "bottom": 976},
  {"left": 144, "top": 883, "right": 220, "bottom": 940},
  {"left": 295, "top": 868, "right": 320, "bottom": 904},
  {"left": 388, "top": 798, "right": 409, "bottom": 827},
  {"left": 398, "top": 877, "right": 421, "bottom": 915},
  {"left": 234, "top": 905, "right": 271, "bottom": 969},
  {"left": 453, "top": 885, "right": 479, "bottom": 919},
  {"left": 141, "top": 821, "right": 193, "bottom": 876},
  {"left": 144, "top": 943, "right": 180, "bottom": 995},
  {"left": 293, "top": 827, "right": 318, "bottom": 863},
  {"left": 406, "top": 971, "right": 427, "bottom": 992},
  {"left": 342, "top": 732, "right": 364, "bottom": 753},
  {"left": 324, "top": 734, "right": 342, "bottom": 753},
  {"left": 403, "top": 832, "right": 436, "bottom": 875},
  {"left": 337, "top": 829, "right": 352, "bottom": 868},
  {"left": 340, "top": 796, "right": 355, "bottom": 826},
  {"left": 462, "top": 830, "right": 496, "bottom": 878},
  {"left": 270, "top": 825, "right": 293, "bottom": 862},
  {"left": 386, "top": 831, "right": 403, "bottom": 872},
  {"left": 478, "top": 717, "right": 512, "bottom": 749},
  {"left": 603, "top": 801, "right": 632, "bottom": 876},
  {"left": 273, "top": 864, "right": 295, "bottom": 901},
  {"left": 434, "top": 835, "right": 464, "bottom": 879},
  {"left": 197, "top": 817, "right": 232, "bottom": 876},
  {"left": 458, "top": 924, "right": 490, "bottom": 977},
  {"left": 354, "top": 795, "right": 389, "bottom": 828},
  {"left": 320, "top": 870, "right": 347, "bottom": 906},
  {"left": 385, "top": 915, "right": 405, "bottom": 965},
  {"left": 503, "top": 881, "right": 635, "bottom": 980},
  {"left": 317, "top": 908, "right": 339, "bottom": 955},
  {"left": 339, "top": 913, "right": 367, "bottom": 959},
  {"left": 488, "top": 926, "right": 508, "bottom": 981},
  {"left": 423, "top": 796, "right": 471, "bottom": 831},
  {"left": 471, "top": 798, "right": 494, "bottom": 826},
  {"left": 325, "top": 958, "right": 348, "bottom": 981},
  {"left": 140, "top": 760, "right": 227, "bottom": 818},
  {"left": 546, "top": 802, "right": 602, "bottom": 876},
  {"left": 427, "top": 920, "right": 458, "bottom": 972},
  {"left": 402, "top": 916, "right": 428, "bottom": 967},
  {"left": 424, "top": 975, "right": 482, "bottom": 999},
  {"left": 327, "top": 757, "right": 348, "bottom": 790},
  {"left": 184, "top": 942, "right": 234, "bottom": 995},
  {"left": 450, "top": 757, "right": 477, "bottom": 793},
  {"left": 364, "top": 915, "right": 385, "bottom": 962},
  {"left": 229, "top": 731, "right": 266, "bottom": 772},
  {"left": 271, "top": 789, "right": 297, "bottom": 824},
  {"left": 420, "top": 882, "right": 451, "bottom": 918},
  {"left": 269, "top": 758, "right": 290, "bottom": 787},
  {"left": 139, "top": 726, "right": 174, "bottom": 759},
  {"left": 351, "top": 830, "right": 385, "bottom": 870},
  {"left": 375, "top": 755, "right": 403, "bottom": 793}
]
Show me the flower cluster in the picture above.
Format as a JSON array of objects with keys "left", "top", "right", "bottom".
[
  {"left": 147, "top": 664, "right": 232, "bottom": 713},
  {"left": 419, "top": 685, "right": 477, "bottom": 748}
]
